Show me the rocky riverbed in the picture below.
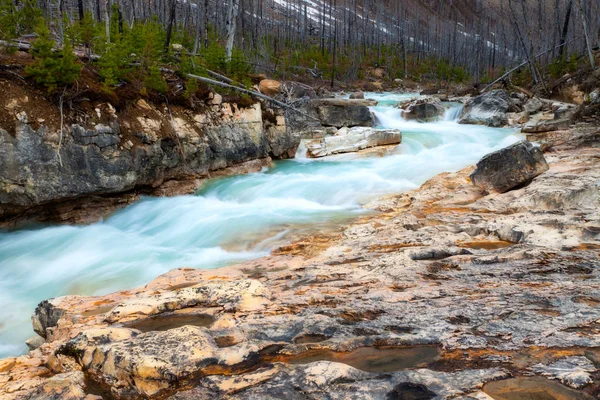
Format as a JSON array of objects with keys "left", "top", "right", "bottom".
[{"left": 1, "top": 120, "right": 598, "bottom": 399}]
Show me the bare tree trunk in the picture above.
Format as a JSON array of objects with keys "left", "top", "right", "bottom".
[
  {"left": 104, "top": 0, "right": 110, "bottom": 43},
  {"left": 164, "top": 0, "right": 177, "bottom": 53},
  {"left": 225, "top": 0, "right": 240, "bottom": 59},
  {"left": 576, "top": 0, "right": 596, "bottom": 69},
  {"left": 559, "top": 0, "right": 573, "bottom": 58},
  {"left": 78, "top": 0, "right": 84, "bottom": 21}
]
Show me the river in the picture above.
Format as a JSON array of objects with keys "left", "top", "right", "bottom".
[{"left": 0, "top": 93, "right": 523, "bottom": 358}]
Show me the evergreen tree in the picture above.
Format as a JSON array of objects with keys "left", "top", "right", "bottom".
[
  {"left": 25, "top": 19, "right": 81, "bottom": 92},
  {"left": 144, "top": 62, "right": 167, "bottom": 94}
]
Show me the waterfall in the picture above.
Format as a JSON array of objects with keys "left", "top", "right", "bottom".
[{"left": 444, "top": 103, "right": 464, "bottom": 121}]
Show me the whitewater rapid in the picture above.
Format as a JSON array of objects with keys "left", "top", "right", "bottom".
[{"left": 0, "top": 93, "right": 522, "bottom": 357}]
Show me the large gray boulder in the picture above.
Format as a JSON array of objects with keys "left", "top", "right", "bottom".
[
  {"left": 305, "top": 127, "right": 401, "bottom": 158},
  {"left": 310, "top": 99, "right": 376, "bottom": 128},
  {"left": 470, "top": 141, "right": 549, "bottom": 194},
  {"left": 401, "top": 97, "right": 445, "bottom": 122},
  {"left": 459, "top": 90, "right": 513, "bottom": 127}
]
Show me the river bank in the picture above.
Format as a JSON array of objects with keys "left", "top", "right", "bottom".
[{"left": 1, "top": 118, "right": 599, "bottom": 399}]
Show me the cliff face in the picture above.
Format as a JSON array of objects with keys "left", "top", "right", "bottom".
[{"left": 0, "top": 95, "right": 299, "bottom": 225}]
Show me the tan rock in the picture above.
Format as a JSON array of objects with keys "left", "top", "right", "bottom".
[{"left": 259, "top": 79, "right": 281, "bottom": 96}]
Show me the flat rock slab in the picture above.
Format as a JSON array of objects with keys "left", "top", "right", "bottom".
[
  {"left": 470, "top": 140, "right": 549, "bottom": 194},
  {"left": 305, "top": 127, "right": 401, "bottom": 158}
]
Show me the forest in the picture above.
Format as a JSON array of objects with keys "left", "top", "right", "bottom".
[{"left": 1, "top": 0, "right": 599, "bottom": 94}]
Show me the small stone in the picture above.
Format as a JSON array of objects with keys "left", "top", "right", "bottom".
[
  {"left": 124, "top": 140, "right": 134, "bottom": 150},
  {"left": 209, "top": 93, "right": 223, "bottom": 106},
  {"left": 25, "top": 335, "right": 45, "bottom": 351},
  {"left": 16, "top": 111, "right": 28, "bottom": 124}
]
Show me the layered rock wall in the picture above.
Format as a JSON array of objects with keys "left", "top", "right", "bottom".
[{"left": 0, "top": 100, "right": 300, "bottom": 224}]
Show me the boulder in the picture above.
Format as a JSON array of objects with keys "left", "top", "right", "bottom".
[
  {"left": 258, "top": 79, "right": 281, "bottom": 96},
  {"left": 459, "top": 90, "right": 513, "bottom": 127},
  {"left": 470, "top": 140, "right": 549, "bottom": 194},
  {"left": 349, "top": 91, "right": 365, "bottom": 99},
  {"left": 305, "top": 127, "right": 401, "bottom": 158},
  {"left": 310, "top": 99, "right": 376, "bottom": 128},
  {"left": 401, "top": 97, "right": 445, "bottom": 122},
  {"left": 523, "top": 97, "right": 543, "bottom": 114}
]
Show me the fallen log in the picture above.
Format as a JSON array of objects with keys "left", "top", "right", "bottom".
[
  {"left": 184, "top": 73, "right": 319, "bottom": 121},
  {"left": 481, "top": 37, "right": 582, "bottom": 94}
]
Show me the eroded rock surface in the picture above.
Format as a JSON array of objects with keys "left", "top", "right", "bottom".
[{"left": 1, "top": 126, "right": 599, "bottom": 399}]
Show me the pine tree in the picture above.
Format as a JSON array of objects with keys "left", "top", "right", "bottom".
[
  {"left": 25, "top": 19, "right": 81, "bottom": 92},
  {"left": 144, "top": 62, "right": 167, "bottom": 94}
]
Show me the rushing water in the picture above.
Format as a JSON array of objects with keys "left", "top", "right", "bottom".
[{"left": 0, "top": 93, "right": 522, "bottom": 358}]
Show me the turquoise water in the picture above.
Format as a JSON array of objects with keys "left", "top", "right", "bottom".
[{"left": 0, "top": 93, "right": 522, "bottom": 358}]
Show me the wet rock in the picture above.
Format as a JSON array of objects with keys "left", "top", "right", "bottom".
[
  {"left": 310, "top": 99, "right": 376, "bottom": 128},
  {"left": 305, "top": 127, "right": 401, "bottom": 158},
  {"left": 459, "top": 90, "right": 513, "bottom": 127},
  {"left": 530, "top": 356, "right": 597, "bottom": 389},
  {"left": 401, "top": 98, "right": 445, "bottom": 122},
  {"left": 470, "top": 141, "right": 549, "bottom": 194}
]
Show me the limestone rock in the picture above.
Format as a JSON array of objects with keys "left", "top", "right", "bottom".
[
  {"left": 470, "top": 141, "right": 549, "bottom": 194},
  {"left": 310, "top": 99, "right": 376, "bottom": 128},
  {"left": 459, "top": 90, "right": 513, "bottom": 127},
  {"left": 401, "top": 97, "right": 445, "bottom": 122},
  {"left": 305, "top": 127, "right": 401, "bottom": 158}
]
